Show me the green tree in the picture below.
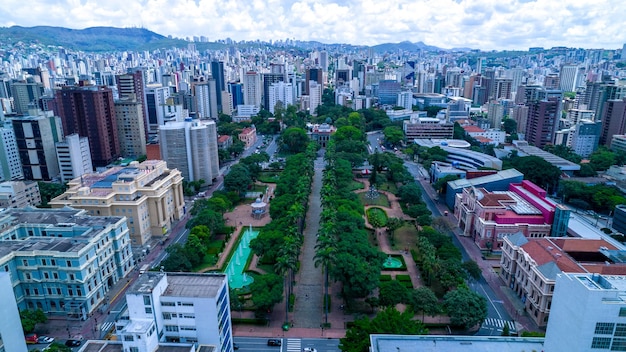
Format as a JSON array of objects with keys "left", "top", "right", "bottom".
[
  {"left": 160, "top": 244, "right": 193, "bottom": 271},
  {"left": 462, "top": 260, "right": 482, "bottom": 280},
  {"left": 504, "top": 155, "right": 561, "bottom": 193},
  {"left": 409, "top": 287, "right": 440, "bottom": 321},
  {"left": 502, "top": 118, "right": 517, "bottom": 134},
  {"left": 589, "top": 147, "right": 617, "bottom": 171},
  {"left": 378, "top": 280, "right": 410, "bottom": 307},
  {"left": 20, "top": 309, "right": 47, "bottom": 333},
  {"left": 382, "top": 126, "right": 404, "bottom": 146},
  {"left": 37, "top": 182, "right": 67, "bottom": 207},
  {"left": 340, "top": 308, "right": 428, "bottom": 352},
  {"left": 280, "top": 127, "right": 309, "bottom": 154},
  {"left": 42, "top": 343, "right": 72, "bottom": 352},
  {"left": 398, "top": 183, "right": 422, "bottom": 205},
  {"left": 223, "top": 164, "right": 251, "bottom": 197},
  {"left": 502, "top": 322, "right": 511, "bottom": 336},
  {"left": 433, "top": 174, "right": 460, "bottom": 194},
  {"left": 443, "top": 287, "right": 488, "bottom": 330},
  {"left": 249, "top": 274, "right": 284, "bottom": 317}
]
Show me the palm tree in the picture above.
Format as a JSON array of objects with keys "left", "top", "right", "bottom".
[
  {"left": 274, "top": 253, "right": 297, "bottom": 325},
  {"left": 314, "top": 244, "right": 335, "bottom": 324}
]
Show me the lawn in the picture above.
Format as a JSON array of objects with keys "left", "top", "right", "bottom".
[
  {"left": 348, "top": 181, "right": 365, "bottom": 191},
  {"left": 366, "top": 207, "right": 388, "bottom": 228},
  {"left": 378, "top": 181, "right": 398, "bottom": 194},
  {"left": 391, "top": 223, "right": 419, "bottom": 251},
  {"left": 358, "top": 192, "right": 391, "bottom": 208},
  {"left": 249, "top": 184, "right": 268, "bottom": 193},
  {"left": 258, "top": 171, "right": 281, "bottom": 183}
]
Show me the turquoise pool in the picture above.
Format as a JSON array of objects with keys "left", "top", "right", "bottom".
[{"left": 224, "top": 228, "right": 259, "bottom": 289}]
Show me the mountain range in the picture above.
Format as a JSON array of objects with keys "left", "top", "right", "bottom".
[{"left": 0, "top": 25, "right": 472, "bottom": 53}]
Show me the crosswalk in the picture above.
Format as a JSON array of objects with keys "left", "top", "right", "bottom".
[
  {"left": 482, "top": 318, "right": 516, "bottom": 332},
  {"left": 286, "top": 338, "right": 301, "bottom": 352},
  {"left": 100, "top": 321, "right": 115, "bottom": 333}
]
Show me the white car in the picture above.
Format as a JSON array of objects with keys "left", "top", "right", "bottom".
[
  {"left": 38, "top": 336, "right": 55, "bottom": 343},
  {"left": 303, "top": 348, "right": 317, "bottom": 352}
]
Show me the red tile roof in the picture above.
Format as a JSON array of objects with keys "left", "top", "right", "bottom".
[
  {"left": 463, "top": 125, "right": 485, "bottom": 133},
  {"left": 521, "top": 238, "right": 585, "bottom": 273}
]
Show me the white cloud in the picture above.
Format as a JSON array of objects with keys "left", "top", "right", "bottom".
[{"left": 0, "top": 0, "right": 624, "bottom": 50}]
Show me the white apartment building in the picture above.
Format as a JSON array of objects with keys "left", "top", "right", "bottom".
[
  {"left": 159, "top": 119, "right": 219, "bottom": 184},
  {"left": 243, "top": 72, "right": 262, "bottom": 108},
  {"left": 268, "top": 81, "right": 294, "bottom": 114},
  {"left": 194, "top": 79, "right": 219, "bottom": 119},
  {"left": 0, "top": 272, "right": 27, "bottom": 352},
  {"left": 0, "top": 181, "right": 40, "bottom": 208},
  {"left": 118, "top": 272, "right": 234, "bottom": 352},
  {"left": 0, "top": 121, "right": 23, "bottom": 181},
  {"left": 145, "top": 85, "right": 171, "bottom": 137},
  {"left": 545, "top": 273, "right": 626, "bottom": 352},
  {"left": 49, "top": 160, "right": 184, "bottom": 246},
  {"left": 56, "top": 133, "right": 93, "bottom": 183},
  {"left": 397, "top": 91, "right": 413, "bottom": 110},
  {"left": 309, "top": 81, "right": 322, "bottom": 116}
]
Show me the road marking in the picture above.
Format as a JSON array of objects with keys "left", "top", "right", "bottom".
[
  {"left": 482, "top": 318, "right": 516, "bottom": 332},
  {"left": 100, "top": 321, "right": 114, "bottom": 332},
  {"left": 286, "top": 338, "right": 301, "bottom": 352}
]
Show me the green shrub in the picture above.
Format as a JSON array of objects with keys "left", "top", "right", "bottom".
[
  {"left": 324, "top": 294, "right": 331, "bottom": 313},
  {"left": 289, "top": 293, "right": 295, "bottom": 312},
  {"left": 380, "top": 274, "right": 393, "bottom": 282},
  {"left": 232, "top": 318, "right": 269, "bottom": 325},
  {"left": 396, "top": 274, "right": 411, "bottom": 282}
]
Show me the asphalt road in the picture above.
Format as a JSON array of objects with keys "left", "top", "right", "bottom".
[{"left": 234, "top": 337, "right": 340, "bottom": 352}]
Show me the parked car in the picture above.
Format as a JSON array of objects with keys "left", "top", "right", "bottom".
[
  {"left": 38, "top": 336, "right": 55, "bottom": 343},
  {"left": 267, "top": 339, "right": 282, "bottom": 346},
  {"left": 303, "top": 348, "right": 318, "bottom": 352},
  {"left": 25, "top": 333, "right": 38, "bottom": 344},
  {"left": 65, "top": 339, "right": 82, "bottom": 347}
]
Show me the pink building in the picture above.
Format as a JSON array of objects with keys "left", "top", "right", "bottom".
[
  {"left": 238, "top": 127, "right": 257, "bottom": 149},
  {"left": 454, "top": 180, "right": 560, "bottom": 251}
]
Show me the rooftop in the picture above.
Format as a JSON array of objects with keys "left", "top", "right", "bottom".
[
  {"left": 510, "top": 141, "right": 581, "bottom": 171},
  {"left": 130, "top": 272, "right": 227, "bottom": 298},
  {"left": 370, "top": 334, "right": 544, "bottom": 352},
  {"left": 448, "top": 169, "right": 524, "bottom": 190},
  {"left": 79, "top": 341, "right": 194, "bottom": 352}
]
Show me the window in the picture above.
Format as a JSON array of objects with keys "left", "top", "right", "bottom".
[
  {"left": 612, "top": 338, "right": 626, "bottom": 351},
  {"left": 163, "top": 313, "right": 171, "bottom": 320},
  {"left": 593, "top": 333, "right": 611, "bottom": 346},
  {"left": 124, "top": 335, "right": 134, "bottom": 341},
  {"left": 165, "top": 325, "right": 179, "bottom": 332},
  {"left": 619, "top": 308, "right": 626, "bottom": 317},
  {"left": 130, "top": 348, "right": 139, "bottom": 352},
  {"left": 161, "top": 302, "right": 175, "bottom": 306},
  {"left": 145, "top": 307, "right": 152, "bottom": 314},
  {"left": 66, "top": 260, "right": 72, "bottom": 267},
  {"left": 596, "top": 322, "right": 615, "bottom": 335},
  {"left": 143, "top": 295, "right": 151, "bottom": 306}
]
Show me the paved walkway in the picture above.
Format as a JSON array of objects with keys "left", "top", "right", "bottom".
[{"left": 293, "top": 154, "right": 325, "bottom": 328}]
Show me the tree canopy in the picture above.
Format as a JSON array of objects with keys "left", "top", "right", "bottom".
[{"left": 443, "top": 287, "right": 488, "bottom": 329}]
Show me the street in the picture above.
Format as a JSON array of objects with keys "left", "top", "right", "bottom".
[{"left": 233, "top": 337, "right": 340, "bottom": 352}]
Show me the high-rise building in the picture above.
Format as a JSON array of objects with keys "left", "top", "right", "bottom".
[
  {"left": 571, "top": 119, "right": 602, "bottom": 157},
  {"left": 119, "top": 272, "right": 234, "bottom": 350},
  {"left": 11, "top": 110, "right": 63, "bottom": 180},
  {"left": 0, "top": 121, "right": 23, "bottom": 181},
  {"left": 493, "top": 78, "right": 513, "bottom": 100},
  {"left": 55, "top": 133, "right": 93, "bottom": 183},
  {"left": 558, "top": 64, "right": 580, "bottom": 92},
  {"left": 145, "top": 85, "right": 171, "bottom": 137},
  {"left": 525, "top": 96, "right": 561, "bottom": 148},
  {"left": 510, "top": 104, "right": 529, "bottom": 136},
  {"left": 159, "top": 119, "right": 219, "bottom": 183},
  {"left": 193, "top": 78, "right": 218, "bottom": 119},
  {"left": 114, "top": 98, "right": 147, "bottom": 158},
  {"left": 487, "top": 101, "right": 506, "bottom": 129},
  {"left": 210, "top": 61, "right": 225, "bottom": 112},
  {"left": 378, "top": 80, "right": 401, "bottom": 105},
  {"left": 50, "top": 160, "right": 184, "bottom": 245},
  {"left": 600, "top": 98, "right": 626, "bottom": 146},
  {"left": 262, "top": 73, "right": 285, "bottom": 110},
  {"left": 243, "top": 72, "right": 262, "bottom": 108},
  {"left": 228, "top": 82, "right": 244, "bottom": 109},
  {"left": 268, "top": 81, "right": 294, "bottom": 114},
  {"left": 55, "top": 85, "right": 120, "bottom": 167},
  {"left": 10, "top": 79, "right": 45, "bottom": 115},
  {"left": 0, "top": 272, "right": 28, "bottom": 352},
  {"left": 305, "top": 68, "right": 323, "bottom": 95},
  {"left": 116, "top": 70, "right": 148, "bottom": 139},
  {"left": 397, "top": 91, "right": 413, "bottom": 110},
  {"left": 309, "top": 81, "right": 322, "bottom": 116}
]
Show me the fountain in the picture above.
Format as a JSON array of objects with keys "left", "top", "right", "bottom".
[
  {"left": 382, "top": 255, "right": 402, "bottom": 269},
  {"left": 223, "top": 226, "right": 260, "bottom": 289},
  {"left": 366, "top": 185, "right": 380, "bottom": 200}
]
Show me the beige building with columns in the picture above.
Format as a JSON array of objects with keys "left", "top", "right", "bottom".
[{"left": 49, "top": 160, "right": 184, "bottom": 246}]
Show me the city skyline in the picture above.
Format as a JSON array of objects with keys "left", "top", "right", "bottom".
[{"left": 0, "top": 0, "right": 625, "bottom": 51}]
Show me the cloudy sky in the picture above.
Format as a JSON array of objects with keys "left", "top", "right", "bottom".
[{"left": 1, "top": 0, "right": 625, "bottom": 50}]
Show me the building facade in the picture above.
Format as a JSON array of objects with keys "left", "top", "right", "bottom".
[
  {"left": 238, "top": 126, "right": 257, "bottom": 150},
  {"left": 49, "top": 160, "right": 184, "bottom": 246},
  {"left": 403, "top": 117, "right": 454, "bottom": 140},
  {"left": 55, "top": 133, "right": 93, "bottom": 183},
  {"left": 55, "top": 85, "right": 121, "bottom": 167},
  {"left": 159, "top": 119, "right": 219, "bottom": 183},
  {"left": 454, "top": 181, "right": 569, "bottom": 250},
  {"left": 11, "top": 111, "right": 63, "bottom": 181},
  {"left": 0, "top": 272, "right": 28, "bottom": 352},
  {"left": 572, "top": 119, "right": 602, "bottom": 157},
  {"left": 118, "top": 272, "right": 234, "bottom": 351},
  {"left": 0, "top": 181, "right": 40, "bottom": 208},
  {"left": 115, "top": 98, "right": 147, "bottom": 158},
  {"left": 0, "top": 207, "right": 133, "bottom": 319},
  {"left": 0, "top": 120, "right": 23, "bottom": 181}
]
